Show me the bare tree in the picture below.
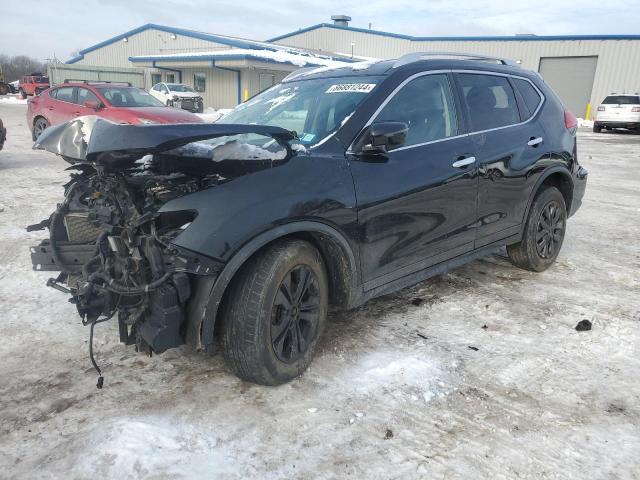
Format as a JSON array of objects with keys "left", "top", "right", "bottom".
[{"left": 0, "top": 55, "right": 47, "bottom": 82}]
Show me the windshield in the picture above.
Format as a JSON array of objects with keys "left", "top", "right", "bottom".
[
  {"left": 98, "top": 87, "right": 165, "bottom": 107},
  {"left": 220, "top": 76, "right": 382, "bottom": 145},
  {"left": 167, "top": 84, "right": 196, "bottom": 93},
  {"left": 602, "top": 95, "right": 640, "bottom": 105}
]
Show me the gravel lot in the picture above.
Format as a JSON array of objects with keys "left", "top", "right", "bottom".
[{"left": 0, "top": 101, "right": 639, "bottom": 479}]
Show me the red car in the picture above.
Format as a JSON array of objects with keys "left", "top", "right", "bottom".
[
  {"left": 19, "top": 73, "right": 50, "bottom": 98},
  {"left": 28, "top": 81, "right": 203, "bottom": 140}
]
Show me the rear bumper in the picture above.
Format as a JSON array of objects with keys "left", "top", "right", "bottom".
[
  {"left": 570, "top": 166, "right": 588, "bottom": 217},
  {"left": 595, "top": 121, "right": 640, "bottom": 129}
]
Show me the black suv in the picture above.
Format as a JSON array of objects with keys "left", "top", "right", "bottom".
[{"left": 30, "top": 53, "right": 587, "bottom": 386}]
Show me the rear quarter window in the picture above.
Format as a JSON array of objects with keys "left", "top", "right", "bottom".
[{"left": 513, "top": 78, "right": 543, "bottom": 117}]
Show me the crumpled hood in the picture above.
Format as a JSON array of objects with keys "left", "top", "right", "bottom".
[{"left": 33, "top": 116, "right": 296, "bottom": 167}]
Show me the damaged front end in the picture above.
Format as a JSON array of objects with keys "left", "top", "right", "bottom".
[{"left": 28, "top": 117, "right": 296, "bottom": 387}]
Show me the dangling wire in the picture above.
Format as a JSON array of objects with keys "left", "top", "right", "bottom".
[{"left": 87, "top": 310, "right": 116, "bottom": 389}]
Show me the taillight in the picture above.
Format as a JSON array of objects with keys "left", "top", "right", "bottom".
[
  {"left": 597, "top": 106, "right": 605, "bottom": 111},
  {"left": 564, "top": 110, "right": 578, "bottom": 129},
  {"left": 632, "top": 107, "right": 640, "bottom": 112}
]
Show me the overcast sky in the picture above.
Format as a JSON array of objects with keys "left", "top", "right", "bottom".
[{"left": 3, "top": 0, "right": 640, "bottom": 60}]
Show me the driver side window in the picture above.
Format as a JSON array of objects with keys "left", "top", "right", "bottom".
[{"left": 374, "top": 74, "right": 458, "bottom": 148}]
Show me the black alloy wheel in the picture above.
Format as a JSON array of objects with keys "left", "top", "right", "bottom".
[
  {"left": 270, "top": 265, "right": 321, "bottom": 363},
  {"left": 535, "top": 200, "right": 565, "bottom": 259}
]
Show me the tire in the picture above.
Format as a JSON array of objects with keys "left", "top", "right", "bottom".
[
  {"left": 507, "top": 186, "right": 567, "bottom": 272},
  {"left": 19, "top": 89, "right": 27, "bottom": 99},
  {"left": 32, "top": 117, "right": 49, "bottom": 141},
  {"left": 0, "top": 84, "right": 8, "bottom": 95},
  {"left": 593, "top": 124, "right": 602, "bottom": 133},
  {"left": 220, "top": 239, "right": 328, "bottom": 385}
]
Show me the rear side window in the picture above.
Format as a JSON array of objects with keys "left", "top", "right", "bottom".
[
  {"left": 458, "top": 74, "right": 520, "bottom": 131},
  {"left": 53, "top": 87, "right": 75, "bottom": 103},
  {"left": 513, "top": 78, "right": 543, "bottom": 117},
  {"left": 374, "top": 73, "right": 458, "bottom": 147},
  {"left": 602, "top": 95, "right": 640, "bottom": 105}
]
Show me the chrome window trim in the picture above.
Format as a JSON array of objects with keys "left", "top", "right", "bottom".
[{"left": 347, "top": 68, "right": 546, "bottom": 154}]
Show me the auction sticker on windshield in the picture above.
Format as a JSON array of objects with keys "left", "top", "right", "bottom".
[{"left": 326, "top": 83, "right": 376, "bottom": 94}]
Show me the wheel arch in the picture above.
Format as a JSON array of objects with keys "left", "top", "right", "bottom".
[
  {"left": 190, "top": 221, "right": 360, "bottom": 349},
  {"left": 522, "top": 167, "right": 574, "bottom": 227}
]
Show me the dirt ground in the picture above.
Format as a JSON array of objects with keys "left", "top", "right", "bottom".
[{"left": 0, "top": 101, "right": 639, "bottom": 479}]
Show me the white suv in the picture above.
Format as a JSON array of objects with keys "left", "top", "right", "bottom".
[
  {"left": 594, "top": 94, "right": 640, "bottom": 133},
  {"left": 149, "top": 83, "right": 204, "bottom": 113}
]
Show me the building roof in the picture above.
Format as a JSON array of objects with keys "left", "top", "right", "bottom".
[
  {"left": 67, "top": 23, "right": 353, "bottom": 64},
  {"left": 129, "top": 49, "right": 350, "bottom": 68},
  {"left": 268, "top": 23, "right": 640, "bottom": 43}
]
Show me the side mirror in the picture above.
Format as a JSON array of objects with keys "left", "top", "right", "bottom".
[
  {"left": 359, "top": 122, "right": 408, "bottom": 154},
  {"left": 84, "top": 100, "right": 101, "bottom": 110}
]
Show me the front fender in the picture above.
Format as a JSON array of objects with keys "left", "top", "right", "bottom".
[{"left": 185, "top": 220, "right": 360, "bottom": 350}]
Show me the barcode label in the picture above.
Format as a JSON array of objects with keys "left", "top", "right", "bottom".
[{"left": 326, "top": 83, "right": 376, "bottom": 94}]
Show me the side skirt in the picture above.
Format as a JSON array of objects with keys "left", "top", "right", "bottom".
[{"left": 354, "top": 233, "right": 520, "bottom": 306}]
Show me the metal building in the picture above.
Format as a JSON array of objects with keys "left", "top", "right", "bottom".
[
  {"left": 269, "top": 19, "right": 640, "bottom": 119},
  {"left": 65, "top": 24, "right": 351, "bottom": 109}
]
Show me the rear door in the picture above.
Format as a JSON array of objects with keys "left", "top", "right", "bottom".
[
  {"left": 47, "top": 86, "right": 78, "bottom": 125},
  {"left": 454, "top": 72, "right": 549, "bottom": 247},
  {"left": 350, "top": 72, "right": 479, "bottom": 288}
]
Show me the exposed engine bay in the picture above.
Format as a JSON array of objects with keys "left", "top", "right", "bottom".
[{"left": 28, "top": 117, "right": 297, "bottom": 387}]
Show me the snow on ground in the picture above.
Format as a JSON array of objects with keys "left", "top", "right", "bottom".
[
  {"left": 0, "top": 95, "right": 27, "bottom": 105},
  {"left": 0, "top": 103, "right": 639, "bottom": 479},
  {"left": 578, "top": 117, "right": 595, "bottom": 128}
]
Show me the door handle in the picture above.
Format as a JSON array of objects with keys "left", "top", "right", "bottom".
[
  {"left": 527, "top": 137, "right": 543, "bottom": 147},
  {"left": 452, "top": 156, "right": 476, "bottom": 168}
]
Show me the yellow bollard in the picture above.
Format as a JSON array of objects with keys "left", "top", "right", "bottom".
[
  {"left": 244, "top": 89, "right": 249, "bottom": 101},
  {"left": 585, "top": 103, "right": 591, "bottom": 121}
]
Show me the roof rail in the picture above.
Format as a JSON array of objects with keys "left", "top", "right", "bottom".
[
  {"left": 392, "top": 52, "right": 520, "bottom": 68},
  {"left": 63, "top": 79, "right": 133, "bottom": 86}
]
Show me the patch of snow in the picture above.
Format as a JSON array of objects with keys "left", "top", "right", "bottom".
[
  {"left": 291, "top": 143, "right": 308, "bottom": 154},
  {"left": 172, "top": 138, "right": 287, "bottom": 160},
  {"left": 0, "top": 96, "right": 27, "bottom": 104},
  {"left": 578, "top": 117, "right": 594, "bottom": 128},
  {"left": 342, "top": 351, "right": 445, "bottom": 403},
  {"left": 196, "top": 108, "right": 232, "bottom": 123},
  {"left": 131, "top": 49, "right": 348, "bottom": 69},
  {"left": 57, "top": 417, "right": 235, "bottom": 478}
]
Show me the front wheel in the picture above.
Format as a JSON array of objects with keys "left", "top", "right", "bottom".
[
  {"left": 507, "top": 186, "right": 567, "bottom": 272},
  {"left": 19, "top": 89, "right": 27, "bottom": 99},
  {"left": 220, "top": 239, "right": 328, "bottom": 385}
]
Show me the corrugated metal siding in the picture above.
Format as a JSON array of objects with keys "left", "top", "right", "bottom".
[
  {"left": 75, "top": 29, "right": 230, "bottom": 68},
  {"left": 276, "top": 27, "right": 640, "bottom": 118},
  {"left": 179, "top": 67, "right": 238, "bottom": 109}
]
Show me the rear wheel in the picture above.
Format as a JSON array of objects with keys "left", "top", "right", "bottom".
[
  {"left": 220, "top": 239, "right": 328, "bottom": 385},
  {"left": 32, "top": 117, "right": 49, "bottom": 141},
  {"left": 593, "top": 123, "right": 602, "bottom": 133},
  {"left": 507, "top": 186, "right": 567, "bottom": 272}
]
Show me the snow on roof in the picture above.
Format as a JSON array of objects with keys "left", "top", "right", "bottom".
[{"left": 130, "top": 48, "right": 350, "bottom": 68}]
